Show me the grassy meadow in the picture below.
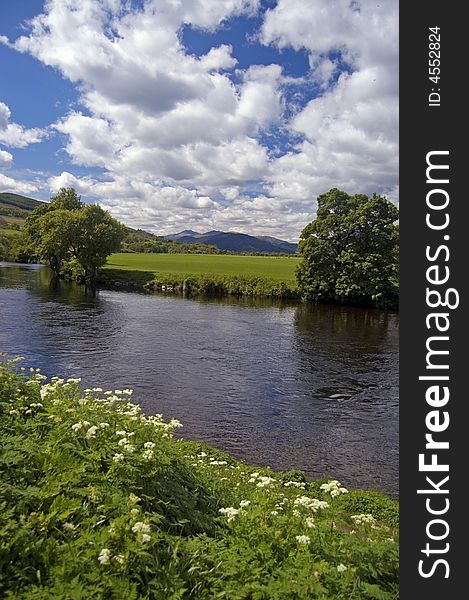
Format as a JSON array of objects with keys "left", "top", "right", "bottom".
[
  {"left": 0, "top": 357, "right": 399, "bottom": 599},
  {"left": 106, "top": 253, "right": 300, "bottom": 282}
]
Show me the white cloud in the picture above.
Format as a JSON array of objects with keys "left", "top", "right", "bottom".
[
  {"left": 262, "top": 0, "right": 398, "bottom": 216},
  {"left": 2, "top": 0, "right": 398, "bottom": 240},
  {"left": 0, "top": 102, "right": 46, "bottom": 148},
  {"left": 0, "top": 173, "right": 38, "bottom": 194},
  {"left": 0, "top": 149, "right": 13, "bottom": 168}
]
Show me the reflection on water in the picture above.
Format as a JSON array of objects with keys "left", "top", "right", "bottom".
[{"left": 0, "top": 263, "right": 399, "bottom": 497}]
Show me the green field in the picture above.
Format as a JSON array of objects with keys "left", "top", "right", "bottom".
[{"left": 106, "top": 253, "right": 300, "bottom": 282}]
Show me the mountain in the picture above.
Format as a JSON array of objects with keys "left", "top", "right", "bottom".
[{"left": 164, "top": 230, "right": 298, "bottom": 254}]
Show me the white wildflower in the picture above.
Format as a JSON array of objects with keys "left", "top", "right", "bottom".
[
  {"left": 71, "top": 422, "right": 83, "bottom": 432},
  {"left": 86, "top": 426, "right": 98, "bottom": 439},
  {"left": 337, "top": 564, "right": 347, "bottom": 573},
  {"left": 293, "top": 496, "right": 329, "bottom": 512},
  {"left": 98, "top": 548, "right": 111, "bottom": 565},
  {"left": 130, "top": 508, "right": 139, "bottom": 516},
  {"left": 256, "top": 476, "right": 275, "bottom": 488},
  {"left": 132, "top": 521, "right": 150, "bottom": 534},
  {"left": 305, "top": 517, "right": 316, "bottom": 528},
  {"left": 320, "top": 480, "right": 349, "bottom": 497},
  {"left": 295, "top": 535, "right": 310, "bottom": 545},
  {"left": 284, "top": 481, "right": 306, "bottom": 488},
  {"left": 142, "top": 449, "right": 154, "bottom": 460},
  {"left": 351, "top": 513, "right": 376, "bottom": 527},
  {"left": 99, "top": 422, "right": 110, "bottom": 429},
  {"left": 198, "top": 452, "right": 207, "bottom": 457},
  {"left": 113, "top": 453, "right": 124, "bottom": 462},
  {"left": 143, "top": 441, "right": 155, "bottom": 449},
  {"left": 239, "top": 500, "right": 251, "bottom": 508},
  {"left": 270, "top": 511, "right": 279, "bottom": 516},
  {"left": 114, "top": 554, "right": 125, "bottom": 564},
  {"left": 219, "top": 507, "right": 240, "bottom": 522},
  {"left": 141, "top": 533, "right": 151, "bottom": 543},
  {"left": 116, "top": 431, "right": 127, "bottom": 437},
  {"left": 40, "top": 385, "right": 53, "bottom": 400}
]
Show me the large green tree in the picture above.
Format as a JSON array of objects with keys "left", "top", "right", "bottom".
[
  {"left": 296, "top": 188, "right": 399, "bottom": 308},
  {"left": 24, "top": 188, "right": 125, "bottom": 279}
]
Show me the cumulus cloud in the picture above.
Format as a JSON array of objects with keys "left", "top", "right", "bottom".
[
  {"left": 1, "top": 0, "right": 398, "bottom": 239},
  {"left": 0, "top": 102, "right": 46, "bottom": 148},
  {"left": 262, "top": 0, "right": 398, "bottom": 213},
  {"left": 0, "top": 149, "right": 13, "bottom": 168},
  {"left": 0, "top": 173, "right": 38, "bottom": 194}
]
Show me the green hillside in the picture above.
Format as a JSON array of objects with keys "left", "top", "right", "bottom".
[{"left": 0, "top": 192, "right": 44, "bottom": 212}]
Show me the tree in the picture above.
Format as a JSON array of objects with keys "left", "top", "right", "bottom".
[
  {"left": 24, "top": 188, "right": 125, "bottom": 279},
  {"left": 296, "top": 188, "right": 399, "bottom": 308}
]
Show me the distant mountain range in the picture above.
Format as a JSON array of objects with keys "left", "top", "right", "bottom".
[{"left": 165, "top": 230, "right": 298, "bottom": 254}]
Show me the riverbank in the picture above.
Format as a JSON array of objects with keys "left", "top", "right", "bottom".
[
  {"left": 0, "top": 358, "right": 399, "bottom": 599},
  {"left": 99, "top": 252, "right": 300, "bottom": 298},
  {"left": 98, "top": 267, "right": 300, "bottom": 298}
]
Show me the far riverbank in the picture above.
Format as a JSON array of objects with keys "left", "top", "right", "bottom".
[{"left": 99, "top": 252, "right": 301, "bottom": 298}]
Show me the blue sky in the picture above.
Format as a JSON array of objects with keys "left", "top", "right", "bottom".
[{"left": 0, "top": 0, "right": 398, "bottom": 240}]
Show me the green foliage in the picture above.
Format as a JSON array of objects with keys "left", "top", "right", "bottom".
[
  {"left": 297, "top": 189, "right": 399, "bottom": 308},
  {"left": 0, "top": 356, "right": 399, "bottom": 599},
  {"left": 148, "top": 272, "right": 299, "bottom": 298},
  {"left": 123, "top": 231, "right": 221, "bottom": 255},
  {"left": 23, "top": 188, "right": 125, "bottom": 278},
  {"left": 0, "top": 226, "right": 32, "bottom": 262}
]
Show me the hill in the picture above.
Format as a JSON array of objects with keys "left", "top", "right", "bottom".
[
  {"left": 0, "top": 192, "right": 44, "bottom": 212},
  {"left": 0, "top": 193, "right": 45, "bottom": 226},
  {"left": 165, "top": 230, "right": 298, "bottom": 254}
]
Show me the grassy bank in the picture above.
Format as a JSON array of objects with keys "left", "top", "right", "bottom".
[
  {"left": 102, "top": 253, "right": 300, "bottom": 298},
  {"left": 0, "top": 357, "right": 399, "bottom": 599}
]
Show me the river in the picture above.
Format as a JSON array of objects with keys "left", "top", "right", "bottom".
[{"left": 0, "top": 262, "right": 399, "bottom": 497}]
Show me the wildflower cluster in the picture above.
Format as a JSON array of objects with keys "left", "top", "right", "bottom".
[
  {"left": 0, "top": 357, "right": 399, "bottom": 600},
  {"left": 320, "top": 479, "right": 349, "bottom": 498},
  {"left": 293, "top": 496, "right": 330, "bottom": 512},
  {"left": 351, "top": 513, "right": 377, "bottom": 527}
]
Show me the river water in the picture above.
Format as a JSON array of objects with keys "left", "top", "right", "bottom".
[{"left": 0, "top": 262, "right": 399, "bottom": 497}]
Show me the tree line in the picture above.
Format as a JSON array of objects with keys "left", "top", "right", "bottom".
[{"left": 6, "top": 186, "right": 399, "bottom": 308}]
